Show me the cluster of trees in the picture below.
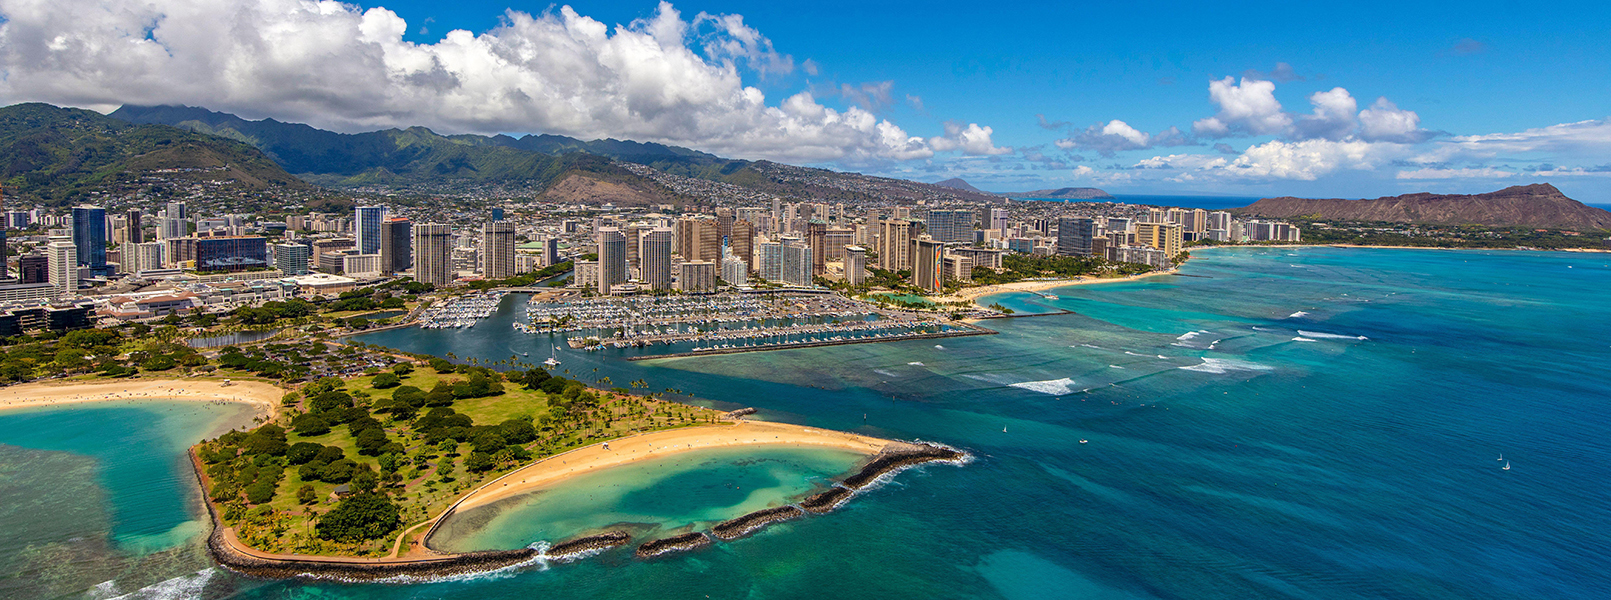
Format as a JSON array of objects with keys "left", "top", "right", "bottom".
[
  {"left": 410, "top": 407, "right": 536, "bottom": 474},
  {"left": 289, "top": 442, "right": 364, "bottom": 486},
  {"left": 465, "top": 260, "right": 574, "bottom": 291},
  {"left": 199, "top": 424, "right": 290, "bottom": 505},
  {"left": 326, "top": 289, "right": 406, "bottom": 313},
  {"left": 218, "top": 346, "right": 308, "bottom": 380},
  {"left": 231, "top": 299, "right": 315, "bottom": 326}
]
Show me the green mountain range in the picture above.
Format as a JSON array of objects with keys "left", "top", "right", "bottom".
[
  {"left": 0, "top": 103, "right": 309, "bottom": 205},
  {"left": 108, "top": 105, "right": 1000, "bottom": 206},
  {"left": 110, "top": 104, "right": 748, "bottom": 187}
]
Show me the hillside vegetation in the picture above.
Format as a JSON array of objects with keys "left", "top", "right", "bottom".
[{"left": 0, "top": 103, "right": 309, "bottom": 205}]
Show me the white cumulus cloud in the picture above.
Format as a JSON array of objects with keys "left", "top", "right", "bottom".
[
  {"left": 0, "top": 0, "right": 1001, "bottom": 163},
  {"left": 1293, "top": 87, "right": 1358, "bottom": 141},
  {"left": 1059, "top": 119, "right": 1194, "bottom": 157},
  {"left": 1358, "top": 97, "right": 1432, "bottom": 143},
  {"left": 929, "top": 122, "right": 1010, "bottom": 155},
  {"left": 1192, "top": 76, "right": 1291, "bottom": 138}
]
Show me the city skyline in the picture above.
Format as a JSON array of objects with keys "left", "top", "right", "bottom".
[{"left": 0, "top": 1, "right": 1606, "bottom": 201}]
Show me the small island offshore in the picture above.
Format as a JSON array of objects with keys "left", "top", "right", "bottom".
[{"left": 148, "top": 358, "right": 969, "bottom": 580}]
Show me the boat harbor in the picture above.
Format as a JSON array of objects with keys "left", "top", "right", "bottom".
[{"left": 417, "top": 291, "right": 508, "bottom": 329}]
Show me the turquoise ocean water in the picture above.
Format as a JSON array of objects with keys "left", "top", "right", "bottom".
[{"left": 3, "top": 247, "right": 1609, "bottom": 599}]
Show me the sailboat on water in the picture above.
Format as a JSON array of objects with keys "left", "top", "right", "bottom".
[
  {"left": 1502, "top": 461, "right": 1511, "bottom": 471},
  {"left": 544, "top": 346, "right": 562, "bottom": 367}
]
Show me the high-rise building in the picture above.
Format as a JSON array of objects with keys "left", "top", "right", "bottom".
[
  {"left": 1057, "top": 217, "right": 1097, "bottom": 257},
  {"left": 380, "top": 217, "right": 412, "bottom": 275},
  {"left": 825, "top": 227, "right": 854, "bottom": 263},
  {"left": 480, "top": 222, "right": 516, "bottom": 279},
  {"left": 413, "top": 223, "right": 455, "bottom": 286},
  {"left": 911, "top": 235, "right": 945, "bottom": 292},
  {"left": 1106, "top": 217, "right": 1134, "bottom": 233},
  {"left": 639, "top": 227, "right": 674, "bottom": 290},
  {"left": 927, "top": 209, "right": 974, "bottom": 243},
  {"left": 491, "top": 207, "right": 504, "bottom": 222},
  {"left": 544, "top": 237, "right": 561, "bottom": 267},
  {"left": 1189, "top": 208, "right": 1209, "bottom": 233},
  {"left": 47, "top": 236, "right": 76, "bottom": 299},
  {"left": 343, "top": 254, "right": 382, "bottom": 277},
  {"left": 125, "top": 209, "right": 143, "bottom": 244},
  {"left": 716, "top": 208, "right": 735, "bottom": 242},
  {"left": 878, "top": 219, "right": 914, "bottom": 271},
  {"left": 131, "top": 241, "right": 164, "bottom": 273},
  {"left": 5, "top": 210, "right": 30, "bottom": 229},
  {"left": 272, "top": 243, "right": 310, "bottom": 275},
  {"left": 806, "top": 220, "right": 827, "bottom": 276},
  {"left": 1207, "top": 211, "right": 1233, "bottom": 232},
  {"left": 757, "top": 241, "right": 783, "bottom": 282},
  {"left": 1135, "top": 222, "right": 1184, "bottom": 259},
  {"left": 353, "top": 205, "right": 387, "bottom": 255},
  {"left": 989, "top": 207, "right": 1009, "bottom": 234},
  {"left": 730, "top": 219, "right": 755, "bottom": 272},
  {"left": 678, "top": 260, "right": 716, "bottom": 293},
  {"left": 20, "top": 254, "right": 48, "bottom": 283},
  {"left": 844, "top": 245, "right": 867, "bottom": 286},
  {"left": 596, "top": 227, "right": 627, "bottom": 295},
  {"left": 943, "top": 253, "right": 974, "bottom": 283},
  {"left": 721, "top": 247, "right": 747, "bottom": 286},
  {"left": 675, "top": 218, "right": 720, "bottom": 262},
  {"left": 781, "top": 240, "right": 812, "bottom": 287},
  {"left": 71, "top": 206, "right": 108, "bottom": 275},
  {"left": 194, "top": 237, "right": 269, "bottom": 272}
]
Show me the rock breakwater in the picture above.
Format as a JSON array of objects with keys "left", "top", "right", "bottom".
[
  {"left": 712, "top": 506, "right": 804, "bottom": 540},
  {"left": 545, "top": 531, "right": 631, "bottom": 559},
  {"left": 635, "top": 532, "right": 712, "bottom": 559},
  {"left": 841, "top": 442, "right": 967, "bottom": 490},
  {"left": 799, "top": 486, "right": 856, "bottom": 514}
]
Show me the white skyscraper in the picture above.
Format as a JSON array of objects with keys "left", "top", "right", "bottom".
[{"left": 47, "top": 235, "right": 77, "bottom": 299}]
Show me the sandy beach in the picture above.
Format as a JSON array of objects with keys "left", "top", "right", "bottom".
[
  {"left": 447, "top": 420, "right": 892, "bottom": 514},
  {"left": 933, "top": 268, "right": 1179, "bottom": 305},
  {"left": 0, "top": 378, "right": 283, "bottom": 420}
]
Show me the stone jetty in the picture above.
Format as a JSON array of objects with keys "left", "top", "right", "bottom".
[
  {"left": 841, "top": 442, "right": 966, "bottom": 490},
  {"left": 635, "top": 532, "right": 713, "bottom": 559},
  {"left": 711, "top": 506, "right": 805, "bottom": 541},
  {"left": 799, "top": 486, "right": 856, "bottom": 514},
  {"left": 546, "top": 531, "right": 632, "bottom": 559}
]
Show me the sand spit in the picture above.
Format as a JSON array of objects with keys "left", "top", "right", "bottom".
[
  {"left": 545, "top": 532, "right": 632, "bottom": 559},
  {"left": 635, "top": 532, "right": 712, "bottom": 559},
  {"left": 711, "top": 506, "right": 805, "bottom": 541}
]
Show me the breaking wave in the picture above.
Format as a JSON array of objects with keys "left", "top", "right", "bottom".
[
  {"left": 1179, "top": 358, "right": 1274, "bottom": 374},
  {"left": 1009, "top": 377, "right": 1080, "bottom": 395},
  {"left": 1297, "top": 330, "right": 1368, "bottom": 340}
]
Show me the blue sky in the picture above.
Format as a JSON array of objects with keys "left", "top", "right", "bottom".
[{"left": 1, "top": 0, "right": 1608, "bottom": 200}]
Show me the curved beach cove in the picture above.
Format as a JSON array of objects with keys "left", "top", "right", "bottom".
[{"left": 430, "top": 443, "right": 868, "bottom": 552}]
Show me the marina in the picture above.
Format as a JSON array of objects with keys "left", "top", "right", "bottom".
[
  {"left": 506, "top": 292, "right": 983, "bottom": 357},
  {"left": 417, "top": 291, "right": 508, "bottom": 329}
]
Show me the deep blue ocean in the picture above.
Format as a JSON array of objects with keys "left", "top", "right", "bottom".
[{"left": 2, "top": 247, "right": 1609, "bottom": 599}]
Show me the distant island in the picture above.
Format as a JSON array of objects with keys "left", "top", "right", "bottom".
[
  {"left": 1002, "top": 187, "right": 1114, "bottom": 200},
  {"left": 1235, "top": 183, "right": 1611, "bottom": 230}
]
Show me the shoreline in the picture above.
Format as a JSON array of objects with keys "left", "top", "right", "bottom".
[
  {"left": 1198, "top": 243, "right": 1611, "bottom": 253},
  {"left": 440, "top": 420, "right": 891, "bottom": 517},
  {"left": 0, "top": 378, "right": 282, "bottom": 422},
  {"left": 932, "top": 268, "right": 1180, "bottom": 305}
]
